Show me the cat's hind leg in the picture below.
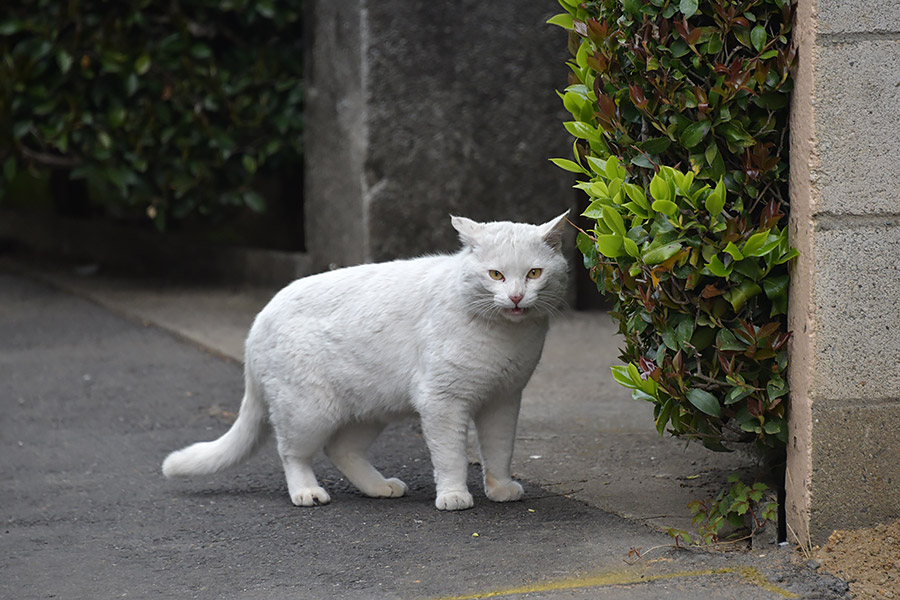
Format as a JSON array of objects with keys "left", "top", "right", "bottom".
[
  {"left": 324, "top": 421, "right": 407, "bottom": 499},
  {"left": 276, "top": 433, "right": 332, "bottom": 506}
]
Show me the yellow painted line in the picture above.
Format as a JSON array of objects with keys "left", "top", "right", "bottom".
[{"left": 431, "top": 566, "right": 800, "bottom": 600}]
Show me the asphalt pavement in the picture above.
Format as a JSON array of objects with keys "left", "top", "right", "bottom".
[{"left": 0, "top": 266, "right": 850, "bottom": 599}]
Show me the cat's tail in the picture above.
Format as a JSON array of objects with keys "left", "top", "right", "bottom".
[{"left": 162, "top": 373, "right": 268, "bottom": 478}]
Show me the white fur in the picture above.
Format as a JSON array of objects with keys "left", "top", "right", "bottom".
[{"left": 162, "top": 212, "right": 569, "bottom": 510}]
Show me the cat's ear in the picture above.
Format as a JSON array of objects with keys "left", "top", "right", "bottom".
[
  {"left": 451, "top": 215, "right": 485, "bottom": 247},
  {"left": 538, "top": 210, "right": 570, "bottom": 251}
]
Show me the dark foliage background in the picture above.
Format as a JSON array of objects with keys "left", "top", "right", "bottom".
[{"left": 0, "top": 0, "right": 303, "bottom": 231}]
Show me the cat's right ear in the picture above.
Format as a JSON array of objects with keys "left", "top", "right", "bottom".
[
  {"left": 539, "top": 210, "right": 570, "bottom": 252},
  {"left": 451, "top": 216, "right": 484, "bottom": 248}
]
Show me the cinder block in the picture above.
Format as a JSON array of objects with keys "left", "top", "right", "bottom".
[
  {"left": 808, "top": 402, "right": 900, "bottom": 540},
  {"left": 816, "top": 0, "right": 900, "bottom": 35},
  {"left": 813, "top": 40, "right": 900, "bottom": 216},
  {"left": 809, "top": 222, "right": 900, "bottom": 401},
  {"left": 304, "top": 0, "right": 573, "bottom": 268}
]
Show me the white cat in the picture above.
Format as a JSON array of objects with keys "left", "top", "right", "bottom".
[{"left": 162, "top": 212, "right": 569, "bottom": 510}]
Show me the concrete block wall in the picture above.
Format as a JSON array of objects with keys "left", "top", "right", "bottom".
[
  {"left": 303, "top": 1, "right": 574, "bottom": 269},
  {"left": 787, "top": 0, "right": 900, "bottom": 544}
]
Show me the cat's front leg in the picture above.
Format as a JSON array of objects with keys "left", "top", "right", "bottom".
[
  {"left": 475, "top": 394, "right": 524, "bottom": 503},
  {"left": 417, "top": 398, "right": 474, "bottom": 511}
]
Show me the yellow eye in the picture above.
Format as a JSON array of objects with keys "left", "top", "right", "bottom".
[
  {"left": 488, "top": 270, "right": 505, "bottom": 281},
  {"left": 527, "top": 268, "right": 543, "bottom": 280}
]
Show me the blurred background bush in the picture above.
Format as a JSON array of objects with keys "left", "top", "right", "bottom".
[{"left": 0, "top": 0, "right": 304, "bottom": 250}]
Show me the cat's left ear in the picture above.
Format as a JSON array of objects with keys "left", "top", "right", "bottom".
[
  {"left": 451, "top": 215, "right": 485, "bottom": 247},
  {"left": 538, "top": 210, "right": 570, "bottom": 251}
]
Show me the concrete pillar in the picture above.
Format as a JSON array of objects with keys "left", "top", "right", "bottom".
[
  {"left": 303, "top": 1, "right": 573, "bottom": 268},
  {"left": 787, "top": 0, "right": 900, "bottom": 544}
]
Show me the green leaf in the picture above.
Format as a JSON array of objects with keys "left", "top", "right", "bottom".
[
  {"left": 611, "top": 365, "right": 638, "bottom": 389},
  {"left": 12, "top": 120, "right": 31, "bottom": 140},
  {"left": 624, "top": 183, "right": 649, "bottom": 209},
  {"left": 751, "top": 25, "right": 767, "bottom": 53},
  {"left": 564, "top": 121, "right": 598, "bottom": 141},
  {"left": 546, "top": 13, "right": 575, "bottom": 29},
  {"left": 56, "top": 50, "right": 73, "bottom": 74},
  {"left": 242, "top": 190, "right": 265, "bottom": 212},
  {"left": 754, "top": 92, "right": 788, "bottom": 109},
  {"left": 640, "top": 137, "right": 671, "bottom": 155},
  {"left": 717, "top": 121, "right": 756, "bottom": 148},
  {"left": 242, "top": 154, "right": 257, "bottom": 174},
  {"left": 623, "top": 202, "right": 649, "bottom": 219},
  {"left": 605, "top": 156, "right": 624, "bottom": 180},
  {"left": 0, "top": 19, "right": 23, "bottom": 35},
  {"left": 651, "top": 199, "right": 679, "bottom": 218},
  {"left": 649, "top": 173, "right": 671, "bottom": 202},
  {"left": 656, "top": 399, "right": 674, "bottom": 436},
  {"left": 687, "top": 389, "right": 721, "bottom": 417},
  {"left": 124, "top": 72, "right": 139, "bottom": 96},
  {"left": 723, "top": 241, "right": 743, "bottom": 260},
  {"left": 97, "top": 131, "right": 112, "bottom": 149},
  {"left": 134, "top": 53, "right": 152, "bottom": 75},
  {"left": 255, "top": 0, "right": 276, "bottom": 18},
  {"left": 602, "top": 205, "right": 627, "bottom": 237},
  {"left": 766, "top": 379, "right": 789, "bottom": 402},
  {"left": 642, "top": 242, "right": 682, "bottom": 265},
  {"left": 191, "top": 43, "right": 212, "bottom": 59},
  {"left": 549, "top": 158, "right": 587, "bottom": 174},
  {"left": 704, "top": 142, "right": 726, "bottom": 179},
  {"left": 762, "top": 274, "right": 789, "bottom": 301},
  {"left": 680, "top": 120, "right": 711, "bottom": 149},
  {"left": 576, "top": 232, "right": 595, "bottom": 257},
  {"left": 724, "top": 280, "right": 763, "bottom": 312},
  {"left": 705, "top": 179, "right": 726, "bottom": 217},
  {"left": 679, "top": 0, "right": 699, "bottom": 18},
  {"left": 676, "top": 318, "right": 695, "bottom": 348},
  {"left": 742, "top": 230, "right": 771, "bottom": 257},
  {"left": 623, "top": 237, "right": 640, "bottom": 258},
  {"left": 717, "top": 329, "right": 746, "bottom": 351},
  {"left": 725, "top": 386, "right": 754, "bottom": 405},
  {"left": 582, "top": 200, "right": 604, "bottom": 219},
  {"left": 596, "top": 234, "right": 624, "bottom": 258},
  {"left": 706, "top": 254, "right": 732, "bottom": 277},
  {"left": 623, "top": 0, "right": 642, "bottom": 14}
]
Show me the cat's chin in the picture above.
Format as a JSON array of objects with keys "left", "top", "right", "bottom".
[{"left": 501, "top": 307, "right": 531, "bottom": 322}]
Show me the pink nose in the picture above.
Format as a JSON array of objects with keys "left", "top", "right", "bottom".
[{"left": 509, "top": 294, "right": 524, "bottom": 306}]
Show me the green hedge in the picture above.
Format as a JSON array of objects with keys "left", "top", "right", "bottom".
[
  {"left": 0, "top": 0, "right": 303, "bottom": 228},
  {"left": 551, "top": 0, "right": 796, "bottom": 454}
]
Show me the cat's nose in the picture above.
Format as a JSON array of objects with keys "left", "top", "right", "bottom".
[{"left": 509, "top": 293, "right": 524, "bottom": 306}]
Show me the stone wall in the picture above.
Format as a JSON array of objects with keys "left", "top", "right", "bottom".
[
  {"left": 303, "top": 1, "right": 574, "bottom": 268},
  {"left": 787, "top": 0, "right": 900, "bottom": 543}
]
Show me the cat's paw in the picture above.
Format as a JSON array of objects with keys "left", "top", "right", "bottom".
[
  {"left": 485, "top": 479, "right": 524, "bottom": 503},
  {"left": 290, "top": 486, "right": 331, "bottom": 507},
  {"left": 435, "top": 491, "right": 474, "bottom": 511},
  {"left": 366, "top": 477, "right": 408, "bottom": 499}
]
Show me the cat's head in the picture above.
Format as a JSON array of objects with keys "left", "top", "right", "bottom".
[{"left": 451, "top": 212, "right": 570, "bottom": 323}]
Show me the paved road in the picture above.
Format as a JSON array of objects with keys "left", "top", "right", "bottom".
[{"left": 1, "top": 273, "right": 847, "bottom": 599}]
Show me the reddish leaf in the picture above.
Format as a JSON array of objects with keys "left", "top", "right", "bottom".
[
  {"left": 701, "top": 284, "right": 724, "bottom": 298},
  {"left": 573, "top": 20, "right": 588, "bottom": 37},
  {"left": 598, "top": 93, "right": 617, "bottom": 118}
]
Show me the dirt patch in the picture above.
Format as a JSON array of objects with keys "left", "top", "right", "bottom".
[{"left": 815, "top": 518, "right": 900, "bottom": 600}]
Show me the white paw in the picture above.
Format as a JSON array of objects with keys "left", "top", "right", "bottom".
[
  {"left": 366, "top": 477, "right": 408, "bottom": 499},
  {"left": 290, "top": 486, "right": 331, "bottom": 506},
  {"left": 435, "top": 491, "right": 474, "bottom": 511},
  {"left": 486, "top": 479, "right": 524, "bottom": 503}
]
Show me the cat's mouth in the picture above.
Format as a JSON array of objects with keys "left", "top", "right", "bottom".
[{"left": 505, "top": 307, "right": 527, "bottom": 317}]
